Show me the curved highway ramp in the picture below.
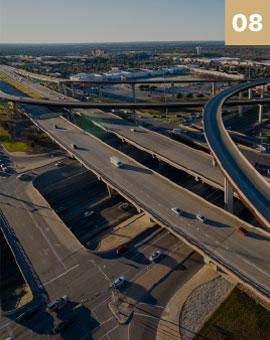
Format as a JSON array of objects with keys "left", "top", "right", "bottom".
[{"left": 204, "top": 80, "right": 270, "bottom": 229}]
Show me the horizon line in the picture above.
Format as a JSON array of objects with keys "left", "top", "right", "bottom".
[{"left": 0, "top": 39, "right": 225, "bottom": 46}]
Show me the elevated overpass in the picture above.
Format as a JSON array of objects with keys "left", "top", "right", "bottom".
[
  {"left": 1, "top": 90, "right": 270, "bottom": 109},
  {"left": 22, "top": 109, "right": 270, "bottom": 302},
  {"left": 7, "top": 64, "right": 239, "bottom": 85},
  {"left": 204, "top": 80, "right": 270, "bottom": 230},
  {"left": 1, "top": 68, "right": 270, "bottom": 302}
]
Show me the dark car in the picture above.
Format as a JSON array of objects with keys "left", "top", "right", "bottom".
[
  {"left": 116, "top": 244, "right": 128, "bottom": 255},
  {"left": 53, "top": 319, "right": 74, "bottom": 334},
  {"left": 47, "top": 295, "right": 68, "bottom": 312}
]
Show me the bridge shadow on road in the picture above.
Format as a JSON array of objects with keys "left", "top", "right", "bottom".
[
  {"left": 246, "top": 231, "right": 270, "bottom": 241},
  {"left": 121, "top": 163, "right": 153, "bottom": 175}
]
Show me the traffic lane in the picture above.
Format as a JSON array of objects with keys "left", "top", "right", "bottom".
[
  {"left": 0, "top": 178, "right": 84, "bottom": 283},
  {"left": 106, "top": 252, "right": 204, "bottom": 340},
  {"left": 83, "top": 109, "right": 223, "bottom": 186},
  {"left": 46, "top": 116, "right": 270, "bottom": 250},
  {"left": 204, "top": 82, "right": 270, "bottom": 227},
  {"left": 99, "top": 229, "right": 183, "bottom": 285},
  {"left": 39, "top": 116, "right": 270, "bottom": 293},
  {"left": 90, "top": 232, "right": 191, "bottom": 340}
]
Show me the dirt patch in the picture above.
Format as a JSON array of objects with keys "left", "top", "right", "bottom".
[{"left": 92, "top": 214, "right": 155, "bottom": 251}]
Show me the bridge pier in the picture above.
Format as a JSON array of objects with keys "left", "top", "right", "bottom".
[
  {"left": 238, "top": 92, "right": 243, "bottom": 116},
  {"left": 58, "top": 82, "right": 62, "bottom": 93},
  {"left": 158, "top": 160, "right": 164, "bottom": 171},
  {"left": 107, "top": 185, "right": 117, "bottom": 198},
  {"left": 258, "top": 104, "right": 263, "bottom": 124},
  {"left": 248, "top": 88, "right": 252, "bottom": 100},
  {"left": 211, "top": 82, "right": 216, "bottom": 97},
  {"left": 260, "top": 85, "right": 265, "bottom": 99},
  {"left": 211, "top": 157, "right": 216, "bottom": 167},
  {"left": 62, "top": 84, "right": 68, "bottom": 96},
  {"left": 203, "top": 255, "right": 218, "bottom": 271},
  {"left": 98, "top": 84, "right": 102, "bottom": 99},
  {"left": 224, "top": 177, "right": 234, "bottom": 213},
  {"left": 131, "top": 84, "right": 136, "bottom": 103},
  {"left": 71, "top": 84, "right": 75, "bottom": 98}
]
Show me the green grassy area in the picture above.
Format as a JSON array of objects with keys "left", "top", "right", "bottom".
[
  {"left": 0, "top": 127, "right": 31, "bottom": 153},
  {"left": 194, "top": 288, "right": 270, "bottom": 340},
  {"left": 74, "top": 115, "right": 107, "bottom": 139},
  {"left": 141, "top": 109, "right": 162, "bottom": 116},
  {"left": 0, "top": 103, "right": 13, "bottom": 120},
  {"left": 160, "top": 117, "right": 179, "bottom": 123},
  {"left": 0, "top": 72, "right": 44, "bottom": 100}
]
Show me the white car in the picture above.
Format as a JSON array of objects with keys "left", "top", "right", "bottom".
[
  {"left": 171, "top": 207, "right": 183, "bottom": 216},
  {"left": 84, "top": 210, "right": 94, "bottom": 218},
  {"left": 55, "top": 161, "right": 64, "bottom": 167},
  {"left": 111, "top": 276, "right": 125, "bottom": 288},
  {"left": 149, "top": 250, "right": 161, "bottom": 262},
  {"left": 196, "top": 214, "right": 206, "bottom": 223}
]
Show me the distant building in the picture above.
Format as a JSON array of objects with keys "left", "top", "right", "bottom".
[
  {"left": 196, "top": 46, "right": 202, "bottom": 56},
  {"left": 69, "top": 66, "right": 188, "bottom": 82},
  {"left": 92, "top": 49, "right": 106, "bottom": 57}
]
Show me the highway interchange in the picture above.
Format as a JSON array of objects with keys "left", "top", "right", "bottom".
[{"left": 0, "top": 65, "right": 270, "bottom": 338}]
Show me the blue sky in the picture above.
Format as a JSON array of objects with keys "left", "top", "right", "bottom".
[{"left": 0, "top": 0, "right": 224, "bottom": 43}]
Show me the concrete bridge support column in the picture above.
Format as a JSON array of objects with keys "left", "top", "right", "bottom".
[
  {"left": 211, "top": 82, "right": 216, "bottom": 97},
  {"left": 203, "top": 255, "right": 218, "bottom": 271},
  {"left": 98, "top": 84, "right": 102, "bottom": 99},
  {"left": 62, "top": 85, "right": 68, "bottom": 96},
  {"left": 71, "top": 84, "right": 75, "bottom": 98},
  {"left": 248, "top": 88, "right": 252, "bottom": 100},
  {"left": 224, "top": 177, "right": 234, "bottom": 213},
  {"left": 107, "top": 185, "right": 117, "bottom": 198},
  {"left": 57, "top": 82, "right": 62, "bottom": 93},
  {"left": 238, "top": 92, "right": 243, "bottom": 116},
  {"left": 131, "top": 84, "right": 136, "bottom": 103},
  {"left": 260, "top": 86, "right": 265, "bottom": 99},
  {"left": 258, "top": 104, "right": 263, "bottom": 124},
  {"left": 158, "top": 160, "right": 164, "bottom": 171}
]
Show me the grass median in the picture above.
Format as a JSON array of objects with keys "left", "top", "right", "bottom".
[
  {"left": 0, "top": 72, "right": 44, "bottom": 100},
  {"left": 0, "top": 127, "right": 30, "bottom": 153},
  {"left": 194, "top": 288, "right": 270, "bottom": 340}
]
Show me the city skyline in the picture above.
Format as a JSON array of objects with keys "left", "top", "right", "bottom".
[{"left": 1, "top": 0, "right": 224, "bottom": 43}]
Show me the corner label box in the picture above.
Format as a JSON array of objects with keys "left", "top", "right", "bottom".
[{"left": 225, "top": 0, "right": 270, "bottom": 45}]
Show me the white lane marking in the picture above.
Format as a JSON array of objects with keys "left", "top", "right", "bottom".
[
  {"left": 134, "top": 312, "right": 161, "bottom": 321},
  {"left": 19, "top": 198, "right": 67, "bottom": 271},
  {"left": 99, "top": 325, "right": 119, "bottom": 340},
  {"left": 96, "top": 316, "right": 114, "bottom": 330},
  {"left": 137, "top": 302, "right": 165, "bottom": 310},
  {"left": 127, "top": 322, "right": 131, "bottom": 340},
  {"left": 0, "top": 321, "right": 11, "bottom": 331},
  {"left": 91, "top": 296, "right": 111, "bottom": 312},
  {"left": 43, "top": 264, "right": 80, "bottom": 286}
]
